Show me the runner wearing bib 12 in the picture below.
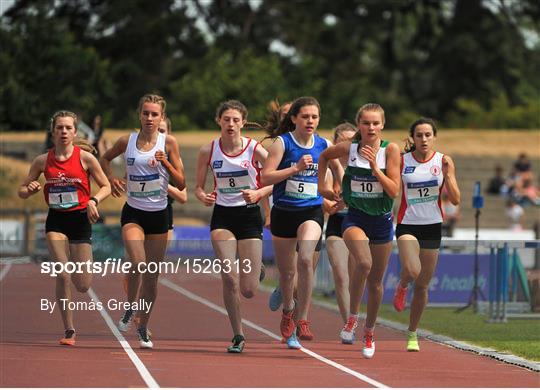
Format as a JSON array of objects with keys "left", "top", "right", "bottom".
[
  {"left": 19, "top": 111, "right": 111, "bottom": 346},
  {"left": 195, "top": 100, "right": 272, "bottom": 353},
  {"left": 100, "top": 94, "right": 185, "bottom": 349},
  {"left": 393, "top": 118, "right": 460, "bottom": 352},
  {"left": 318, "top": 103, "right": 400, "bottom": 358}
]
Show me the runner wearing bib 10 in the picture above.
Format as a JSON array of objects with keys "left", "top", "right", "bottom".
[{"left": 318, "top": 103, "right": 401, "bottom": 358}]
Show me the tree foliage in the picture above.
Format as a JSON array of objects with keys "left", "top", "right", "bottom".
[{"left": 1, "top": 0, "right": 538, "bottom": 130}]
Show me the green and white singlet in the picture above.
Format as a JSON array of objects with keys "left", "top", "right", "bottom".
[{"left": 342, "top": 140, "right": 394, "bottom": 216}]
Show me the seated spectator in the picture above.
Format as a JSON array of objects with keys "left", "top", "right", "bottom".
[
  {"left": 514, "top": 178, "right": 540, "bottom": 207},
  {"left": 487, "top": 165, "right": 506, "bottom": 195},
  {"left": 442, "top": 190, "right": 460, "bottom": 237},
  {"left": 513, "top": 153, "right": 533, "bottom": 182},
  {"left": 506, "top": 198, "right": 524, "bottom": 231}
]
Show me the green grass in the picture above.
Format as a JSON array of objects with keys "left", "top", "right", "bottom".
[
  {"left": 262, "top": 279, "right": 540, "bottom": 361},
  {"left": 376, "top": 304, "right": 540, "bottom": 361}
]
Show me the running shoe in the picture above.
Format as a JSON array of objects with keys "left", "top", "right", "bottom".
[
  {"left": 296, "top": 319, "right": 314, "bottom": 341},
  {"left": 133, "top": 316, "right": 153, "bottom": 337},
  {"left": 406, "top": 331, "right": 420, "bottom": 352},
  {"left": 118, "top": 309, "right": 134, "bottom": 332},
  {"left": 59, "top": 329, "right": 76, "bottom": 346},
  {"left": 340, "top": 315, "right": 358, "bottom": 344},
  {"left": 137, "top": 327, "right": 153, "bottom": 349},
  {"left": 259, "top": 263, "right": 266, "bottom": 282},
  {"left": 269, "top": 287, "right": 283, "bottom": 311},
  {"left": 280, "top": 309, "right": 296, "bottom": 339},
  {"left": 393, "top": 284, "right": 408, "bottom": 312},
  {"left": 286, "top": 332, "right": 302, "bottom": 349},
  {"left": 227, "top": 335, "right": 245, "bottom": 353},
  {"left": 362, "top": 330, "right": 375, "bottom": 359}
]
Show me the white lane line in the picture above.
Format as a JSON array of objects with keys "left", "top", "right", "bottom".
[
  {"left": 160, "top": 278, "right": 388, "bottom": 388},
  {"left": 0, "top": 263, "right": 12, "bottom": 282},
  {"left": 88, "top": 288, "right": 160, "bottom": 389}
]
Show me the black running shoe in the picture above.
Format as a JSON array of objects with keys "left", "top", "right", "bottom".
[
  {"left": 137, "top": 327, "right": 153, "bottom": 349},
  {"left": 227, "top": 335, "right": 245, "bottom": 353}
]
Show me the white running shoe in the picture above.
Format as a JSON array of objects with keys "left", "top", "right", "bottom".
[
  {"left": 137, "top": 327, "right": 153, "bottom": 349},
  {"left": 362, "top": 331, "right": 375, "bottom": 359},
  {"left": 340, "top": 315, "right": 358, "bottom": 344}
]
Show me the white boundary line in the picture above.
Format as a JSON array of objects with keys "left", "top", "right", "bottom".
[
  {"left": 160, "top": 278, "right": 389, "bottom": 388},
  {"left": 0, "top": 263, "right": 12, "bottom": 282},
  {"left": 88, "top": 288, "right": 160, "bottom": 389}
]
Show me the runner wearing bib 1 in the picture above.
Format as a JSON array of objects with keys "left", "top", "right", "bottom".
[{"left": 19, "top": 111, "right": 111, "bottom": 347}]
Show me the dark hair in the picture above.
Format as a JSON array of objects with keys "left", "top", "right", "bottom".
[
  {"left": 215, "top": 100, "right": 248, "bottom": 121},
  {"left": 262, "top": 99, "right": 288, "bottom": 139},
  {"left": 332, "top": 122, "right": 357, "bottom": 143},
  {"left": 267, "top": 96, "right": 320, "bottom": 138},
  {"left": 404, "top": 117, "right": 438, "bottom": 153}
]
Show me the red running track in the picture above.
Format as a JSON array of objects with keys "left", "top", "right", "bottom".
[{"left": 0, "top": 262, "right": 538, "bottom": 388}]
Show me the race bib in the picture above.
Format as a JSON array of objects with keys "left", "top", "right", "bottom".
[
  {"left": 285, "top": 178, "right": 318, "bottom": 199},
  {"left": 216, "top": 170, "right": 251, "bottom": 193},
  {"left": 351, "top": 176, "right": 383, "bottom": 198},
  {"left": 406, "top": 180, "right": 439, "bottom": 204},
  {"left": 48, "top": 186, "right": 79, "bottom": 209},
  {"left": 128, "top": 174, "right": 161, "bottom": 197}
]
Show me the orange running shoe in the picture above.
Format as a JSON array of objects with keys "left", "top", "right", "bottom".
[
  {"left": 59, "top": 329, "right": 76, "bottom": 346},
  {"left": 393, "top": 284, "right": 408, "bottom": 312},
  {"left": 296, "top": 319, "right": 314, "bottom": 340},
  {"left": 280, "top": 309, "right": 296, "bottom": 339}
]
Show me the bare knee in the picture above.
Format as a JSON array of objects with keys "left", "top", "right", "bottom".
[
  {"left": 222, "top": 274, "right": 240, "bottom": 292},
  {"left": 401, "top": 264, "right": 420, "bottom": 281},
  {"left": 74, "top": 283, "right": 90, "bottom": 293},
  {"left": 414, "top": 284, "right": 429, "bottom": 296},
  {"left": 240, "top": 287, "right": 255, "bottom": 299},
  {"left": 356, "top": 260, "right": 371, "bottom": 276},
  {"left": 297, "top": 257, "right": 313, "bottom": 273},
  {"left": 368, "top": 280, "right": 383, "bottom": 295}
]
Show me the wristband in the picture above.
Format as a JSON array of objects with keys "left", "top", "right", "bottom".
[{"left": 90, "top": 197, "right": 99, "bottom": 206}]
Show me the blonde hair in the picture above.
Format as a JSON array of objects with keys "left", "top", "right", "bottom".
[
  {"left": 137, "top": 94, "right": 166, "bottom": 116},
  {"left": 355, "top": 103, "right": 385, "bottom": 125},
  {"left": 49, "top": 110, "right": 78, "bottom": 133}
]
